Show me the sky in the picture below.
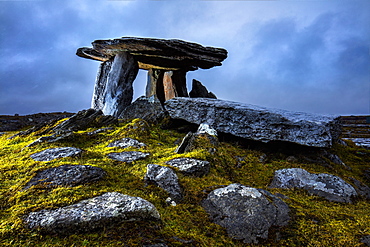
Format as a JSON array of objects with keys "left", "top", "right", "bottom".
[{"left": 0, "top": 0, "right": 369, "bottom": 116}]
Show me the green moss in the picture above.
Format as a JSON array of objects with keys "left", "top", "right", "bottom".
[{"left": 0, "top": 118, "right": 369, "bottom": 246}]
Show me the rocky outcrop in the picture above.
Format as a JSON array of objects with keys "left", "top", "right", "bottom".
[
  {"left": 164, "top": 97, "right": 341, "bottom": 148},
  {"left": 107, "top": 151, "right": 150, "bottom": 163},
  {"left": 202, "top": 184, "right": 290, "bottom": 244},
  {"left": 269, "top": 168, "right": 357, "bottom": 203},
  {"left": 166, "top": 158, "right": 210, "bottom": 177},
  {"left": 30, "top": 147, "right": 83, "bottom": 162},
  {"left": 23, "top": 165, "right": 106, "bottom": 190},
  {"left": 24, "top": 192, "right": 160, "bottom": 234},
  {"left": 189, "top": 79, "right": 217, "bottom": 99},
  {"left": 119, "top": 96, "right": 167, "bottom": 123},
  {"left": 107, "top": 138, "right": 146, "bottom": 149},
  {"left": 144, "top": 164, "right": 183, "bottom": 204}
]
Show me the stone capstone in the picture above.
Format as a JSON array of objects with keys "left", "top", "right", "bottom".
[
  {"left": 107, "top": 151, "right": 150, "bottom": 163},
  {"left": 165, "top": 158, "right": 210, "bottom": 177},
  {"left": 189, "top": 79, "right": 217, "bottom": 99},
  {"left": 107, "top": 137, "right": 146, "bottom": 149},
  {"left": 24, "top": 192, "right": 160, "bottom": 234},
  {"left": 144, "top": 164, "right": 183, "bottom": 204},
  {"left": 119, "top": 96, "right": 167, "bottom": 123},
  {"left": 77, "top": 37, "right": 228, "bottom": 71},
  {"left": 269, "top": 168, "right": 358, "bottom": 203},
  {"left": 202, "top": 183, "right": 290, "bottom": 244},
  {"left": 30, "top": 147, "right": 83, "bottom": 162},
  {"left": 23, "top": 165, "right": 106, "bottom": 190},
  {"left": 164, "top": 97, "right": 341, "bottom": 148}
]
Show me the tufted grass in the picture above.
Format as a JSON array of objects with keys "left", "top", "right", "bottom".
[{"left": 0, "top": 118, "right": 369, "bottom": 246}]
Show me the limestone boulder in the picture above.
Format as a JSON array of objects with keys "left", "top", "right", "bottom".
[
  {"left": 24, "top": 192, "right": 160, "bottom": 234},
  {"left": 107, "top": 138, "right": 146, "bottom": 149},
  {"left": 164, "top": 97, "right": 341, "bottom": 148},
  {"left": 30, "top": 147, "right": 83, "bottom": 162},
  {"left": 144, "top": 164, "right": 183, "bottom": 204},
  {"left": 269, "top": 168, "right": 358, "bottom": 203},
  {"left": 202, "top": 184, "right": 290, "bottom": 244},
  {"left": 107, "top": 151, "right": 150, "bottom": 163},
  {"left": 166, "top": 158, "right": 210, "bottom": 177},
  {"left": 23, "top": 165, "right": 106, "bottom": 190}
]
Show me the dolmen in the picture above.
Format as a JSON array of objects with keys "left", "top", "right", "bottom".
[{"left": 77, "top": 37, "right": 227, "bottom": 118}]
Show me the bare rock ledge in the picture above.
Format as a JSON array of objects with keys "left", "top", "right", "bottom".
[{"left": 164, "top": 97, "right": 341, "bottom": 148}]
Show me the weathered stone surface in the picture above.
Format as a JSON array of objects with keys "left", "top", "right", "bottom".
[
  {"left": 189, "top": 79, "right": 217, "bottom": 99},
  {"left": 164, "top": 97, "right": 341, "bottom": 148},
  {"left": 92, "top": 60, "right": 113, "bottom": 110},
  {"left": 107, "top": 138, "right": 146, "bottom": 149},
  {"left": 361, "top": 235, "right": 370, "bottom": 246},
  {"left": 100, "top": 52, "right": 139, "bottom": 117},
  {"left": 87, "top": 127, "right": 114, "bottom": 135},
  {"left": 119, "top": 96, "right": 167, "bottom": 123},
  {"left": 269, "top": 168, "right": 357, "bottom": 203},
  {"left": 350, "top": 177, "right": 370, "bottom": 200},
  {"left": 30, "top": 147, "right": 83, "bottom": 162},
  {"left": 53, "top": 109, "right": 118, "bottom": 133},
  {"left": 24, "top": 165, "right": 106, "bottom": 190},
  {"left": 78, "top": 37, "right": 228, "bottom": 71},
  {"left": 166, "top": 158, "right": 210, "bottom": 177},
  {"left": 107, "top": 151, "right": 150, "bottom": 163},
  {"left": 144, "top": 164, "right": 183, "bottom": 203},
  {"left": 202, "top": 183, "right": 290, "bottom": 244},
  {"left": 24, "top": 192, "right": 160, "bottom": 234}
]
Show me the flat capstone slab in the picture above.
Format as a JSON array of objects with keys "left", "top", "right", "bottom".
[
  {"left": 107, "top": 151, "right": 150, "bottom": 163},
  {"left": 24, "top": 192, "right": 160, "bottom": 234},
  {"left": 165, "top": 157, "right": 210, "bottom": 177},
  {"left": 107, "top": 138, "right": 146, "bottom": 149},
  {"left": 23, "top": 165, "right": 106, "bottom": 190},
  {"left": 30, "top": 147, "right": 83, "bottom": 162}
]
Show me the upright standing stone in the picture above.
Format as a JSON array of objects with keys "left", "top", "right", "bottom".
[
  {"left": 146, "top": 68, "right": 164, "bottom": 98},
  {"left": 92, "top": 60, "right": 113, "bottom": 110},
  {"left": 163, "top": 71, "right": 176, "bottom": 101},
  {"left": 97, "top": 52, "right": 138, "bottom": 117}
]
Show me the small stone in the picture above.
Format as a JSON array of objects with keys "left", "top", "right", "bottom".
[
  {"left": 30, "top": 147, "right": 83, "bottom": 162},
  {"left": 107, "top": 138, "right": 146, "bottom": 149},
  {"left": 286, "top": 156, "right": 297, "bottom": 162},
  {"left": 144, "top": 164, "right": 183, "bottom": 203},
  {"left": 107, "top": 151, "right": 150, "bottom": 162},
  {"left": 166, "top": 158, "right": 210, "bottom": 177},
  {"left": 24, "top": 192, "right": 160, "bottom": 234},
  {"left": 23, "top": 165, "right": 106, "bottom": 190}
]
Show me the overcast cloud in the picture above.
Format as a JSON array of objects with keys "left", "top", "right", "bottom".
[{"left": 0, "top": 0, "right": 369, "bottom": 115}]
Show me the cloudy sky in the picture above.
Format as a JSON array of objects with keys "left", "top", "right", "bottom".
[{"left": 1, "top": 0, "right": 369, "bottom": 116}]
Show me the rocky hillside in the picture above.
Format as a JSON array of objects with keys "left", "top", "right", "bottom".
[{"left": 0, "top": 109, "right": 369, "bottom": 246}]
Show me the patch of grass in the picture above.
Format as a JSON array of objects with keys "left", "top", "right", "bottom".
[{"left": 0, "top": 118, "right": 369, "bottom": 246}]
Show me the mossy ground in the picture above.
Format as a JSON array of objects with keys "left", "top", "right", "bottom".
[{"left": 0, "top": 118, "right": 369, "bottom": 246}]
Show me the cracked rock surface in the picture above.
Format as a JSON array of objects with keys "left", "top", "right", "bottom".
[
  {"left": 107, "top": 151, "right": 150, "bottom": 162},
  {"left": 202, "top": 183, "right": 290, "bottom": 244},
  {"left": 166, "top": 158, "right": 210, "bottom": 177},
  {"left": 24, "top": 192, "right": 160, "bottom": 234},
  {"left": 30, "top": 147, "right": 83, "bottom": 162},
  {"left": 107, "top": 137, "right": 146, "bottom": 149}
]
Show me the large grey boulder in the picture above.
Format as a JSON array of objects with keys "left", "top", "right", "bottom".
[
  {"left": 144, "top": 164, "right": 183, "bottom": 204},
  {"left": 30, "top": 147, "right": 83, "bottom": 162},
  {"left": 107, "top": 137, "right": 146, "bottom": 149},
  {"left": 107, "top": 151, "right": 150, "bottom": 162},
  {"left": 23, "top": 165, "right": 106, "bottom": 190},
  {"left": 202, "top": 184, "right": 290, "bottom": 244},
  {"left": 269, "top": 168, "right": 358, "bottom": 203},
  {"left": 166, "top": 158, "right": 210, "bottom": 177},
  {"left": 164, "top": 97, "right": 341, "bottom": 148},
  {"left": 24, "top": 192, "right": 160, "bottom": 234},
  {"left": 119, "top": 96, "right": 167, "bottom": 123}
]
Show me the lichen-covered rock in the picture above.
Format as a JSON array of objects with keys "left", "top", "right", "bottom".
[
  {"left": 30, "top": 147, "right": 83, "bottom": 162},
  {"left": 202, "top": 183, "right": 290, "bottom": 244},
  {"left": 269, "top": 168, "right": 358, "bottom": 203},
  {"left": 144, "top": 164, "right": 183, "bottom": 203},
  {"left": 24, "top": 192, "right": 160, "bottom": 234},
  {"left": 107, "top": 137, "right": 146, "bottom": 149},
  {"left": 107, "top": 151, "right": 150, "bottom": 162},
  {"left": 164, "top": 97, "right": 341, "bottom": 148},
  {"left": 23, "top": 165, "right": 106, "bottom": 190},
  {"left": 119, "top": 96, "right": 167, "bottom": 123},
  {"left": 166, "top": 158, "right": 210, "bottom": 177}
]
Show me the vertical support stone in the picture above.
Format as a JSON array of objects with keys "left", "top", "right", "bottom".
[
  {"left": 163, "top": 71, "right": 177, "bottom": 101},
  {"left": 91, "top": 60, "right": 113, "bottom": 110},
  {"left": 172, "top": 70, "right": 188, "bottom": 97},
  {"left": 146, "top": 69, "right": 163, "bottom": 98},
  {"left": 102, "top": 52, "right": 139, "bottom": 117}
]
